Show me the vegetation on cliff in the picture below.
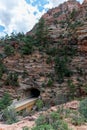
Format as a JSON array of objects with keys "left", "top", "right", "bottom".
[{"left": 0, "top": 0, "right": 87, "bottom": 128}]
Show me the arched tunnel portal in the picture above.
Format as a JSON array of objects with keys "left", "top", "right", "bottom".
[{"left": 24, "top": 88, "right": 40, "bottom": 98}]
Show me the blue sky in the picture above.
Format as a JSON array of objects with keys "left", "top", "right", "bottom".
[{"left": 0, "top": 0, "right": 83, "bottom": 37}]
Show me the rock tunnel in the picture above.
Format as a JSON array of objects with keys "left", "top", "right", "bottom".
[{"left": 24, "top": 88, "right": 40, "bottom": 98}]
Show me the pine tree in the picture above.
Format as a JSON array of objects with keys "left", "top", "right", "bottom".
[{"left": 35, "top": 17, "right": 48, "bottom": 46}]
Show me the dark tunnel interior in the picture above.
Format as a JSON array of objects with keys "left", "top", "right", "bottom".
[
  {"left": 30, "top": 88, "right": 40, "bottom": 98},
  {"left": 24, "top": 88, "right": 40, "bottom": 98}
]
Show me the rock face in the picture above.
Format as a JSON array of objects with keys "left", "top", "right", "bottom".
[
  {"left": 24, "top": 0, "right": 87, "bottom": 105},
  {"left": 43, "top": 0, "right": 80, "bottom": 23},
  {"left": 76, "top": 22, "right": 87, "bottom": 52},
  {"left": 2, "top": 49, "right": 87, "bottom": 107},
  {"left": 0, "top": 0, "right": 87, "bottom": 110},
  {"left": 27, "top": 0, "right": 87, "bottom": 52}
]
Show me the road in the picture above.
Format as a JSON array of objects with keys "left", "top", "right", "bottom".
[{"left": 11, "top": 98, "right": 38, "bottom": 112}]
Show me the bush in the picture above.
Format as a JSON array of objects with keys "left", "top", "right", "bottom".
[
  {"left": 67, "top": 80, "right": 76, "bottom": 99},
  {"left": 79, "top": 98, "right": 87, "bottom": 120},
  {"left": 50, "top": 112, "right": 61, "bottom": 123},
  {"left": 63, "top": 109, "right": 72, "bottom": 118},
  {"left": 2, "top": 107, "right": 18, "bottom": 124},
  {"left": 46, "top": 56, "right": 52, "bottom": 64},
  {"left": 71, "top": 113, "right": 85, "bottom": 126},
  {"left": 22, "top": 70, "right": 28, "bottom": 79},
  {"left": 36, "top": 99, "right": 44, "bottom": 111},
  {"left": 0, "top": 92, "right": 12, "bottom": 110},
  {"left": 46, "top": 47, "right": 57, "bottom": 56},
  {"left": 22, "top": 126, "right": 29, "bottom": 130},
  {"left": 47, "top": 79, "right": 53, "bottom": 87},
  {"left": 4, "top": 45, "right": 14, "bottom": 56},
  {"left": 36, "top": 115, "right": 47, "bottom": 126},
  {"left": 54, "top": 56, "right": 71, "bottom": 83},
  {"left": 33, "top": 110, "right": 70, "bottom": 130},
  {"left": 21, "top": 42, "right": 33, "bottom": 55},
  {"left": 32, "top": 124, "right": 54, "bottom": 130},
  {"left": 52, "top": 120, "right": 69, "bottom": 130},
  {"left": 5, "top": 72, "right": 19, "bottom": 86},
  {"left": 53, "top": 11, "right": 62, "bottom": 18},
  {"left": 0, "top": 61, "right": 6, "bottom": 79}
]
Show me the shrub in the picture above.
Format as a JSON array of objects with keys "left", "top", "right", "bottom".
[
  {"left": 33, "top": 111, "right": 70, "bottom": 130},
  {"left": 0, "top": 92, "right": 12, "bottom": 110},
  {"left": 0, "top": 61, "right": 6, "bottom": 79},
  {"left": 76, "top": 67, "right": 84, "bottom": 76},
  {"left": 47, "top": 78, "right": 53, "bottom": 87},
  {"left": 50, "top": 112, "right": 61, "bottom": 123},
  {"left": 32, "top": 124, "right": 54, "bottom": 130},
  {"left": 67, "top": 80, "right": 76, "bottom": 99},
  {"left": 4, "top": 45, "right": 14, "bottom": 56},
  {"left": 2, "top": 107, "right": 18, "bottom": 124},
  {"left": 5, "top": 72, "right": 19, "bottom": 86},
  {"left": 79, "top": 98, "right": 87, "bottom": 120},
  {"left": 71, "top": 113, "right": 85, "bottom": 126},
  {"left": 21, "top": 42, "right": 33, "bottom": 55},
  {"left": 46, "top": 56, "right": 52, "bottom": 64},
  {"left": 54, "top": 56, "right": 71, "bottom": 83},
  {"left": 36, "top": 115, "right": 46, "bottom": 126},
  {"left": 41, "top": 82, "right": 46, "bottom": 87},
  {"left": 83, "top": 84, "right": 87, "bottom": 94},
  {"left": 22, "top": 70, "right": 28, "bottom": 78},
  {"left": 53, "top": 11, "right": 62, "bottom": 18},
  {"left": 22, "top": 126, "right": 29, "bottom": 130},
  {"left": 46, "top": 47, "right": 57, "bottom": 56},
  {"left": 63, "top": 109, "right": 72, "bottom": 118},
  {"left": 36, "top": 99, "right": 44, "bottom": 111},
  {"left": 52, "top": 120, "right": 69, "bottom": 130}
]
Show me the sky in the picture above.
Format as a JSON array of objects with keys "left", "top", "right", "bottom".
[{"left": 0, "top": 0, "right": 83, "bottom": 37}]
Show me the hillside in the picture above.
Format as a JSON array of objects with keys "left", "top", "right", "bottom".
[
  {"left": 0, "top": 0, "right": 87, "bottom": 129},
  {"left": 27, "top": 0, "right": 87, "bottom": 52}
]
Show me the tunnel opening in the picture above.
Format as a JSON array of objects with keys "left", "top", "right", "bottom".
[
  {"left": 24, "top": 88, "right": 40, "bottom": 98},
  {"left": 30, "top": 88, "right": 40, "bottom": 98}
]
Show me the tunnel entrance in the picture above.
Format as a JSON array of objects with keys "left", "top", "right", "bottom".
[
  {"left": 24, "top": 88, "right": 40, "bottom": 98},
  {"left": 30, "top": 88, "right": 40, "bottom": 98}
]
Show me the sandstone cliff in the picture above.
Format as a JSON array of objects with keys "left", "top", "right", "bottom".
[
  {"left": 0, "top": 0, "right": 86, "bottom": 111},
  {"left": 27, "top": 0, "right": 87, "bottom": 52}
]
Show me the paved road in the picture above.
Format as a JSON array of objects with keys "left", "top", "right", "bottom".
[{"left": 11, "top": 98, "right": 37, "bottom": 111}]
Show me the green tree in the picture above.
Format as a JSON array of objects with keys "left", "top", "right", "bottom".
[
  {"left": 21, "top": 42, "right": 33, "bottom": 55},
  {"left": 35, "top": 17, "right": 48, "bottom": 46},
  {"left": 70, "top": 9, "right": 77, "bottom": 20},
  {"left": 4, "top": 45, "right": 14, "bottom": 56},
  {"left": 21, "top": 35, "right": 33, "bottom": 55},
  {"left": 54, "top": 56, "right": 71, "bottom": 83}
]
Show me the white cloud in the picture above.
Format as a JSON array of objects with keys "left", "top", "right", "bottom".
[
  {"left": 0, "top": 0, "right": 46, "bottom": 36},
  {"left": 47, "top": 0, "right": 67, "bottom": 7},
  {"left": 0, "top": 0, "right": 83, "bottom": 36},
  {"left": 49, "top": 0, "right": 83, "bottom": 7}
]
